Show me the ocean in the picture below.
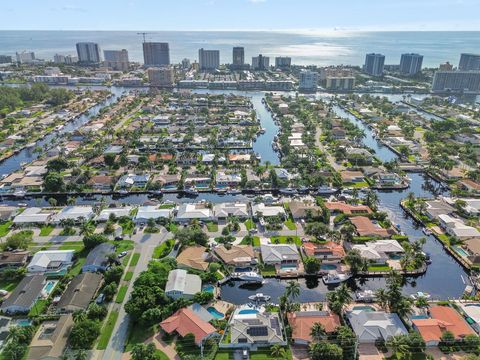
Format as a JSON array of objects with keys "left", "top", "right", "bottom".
[{"left": 1, "top": 30, "right": 480, "bottom": 67}]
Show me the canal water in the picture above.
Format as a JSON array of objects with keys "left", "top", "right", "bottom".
[{"left": 0, "top": 85, "right": 468, "bottom": 302}]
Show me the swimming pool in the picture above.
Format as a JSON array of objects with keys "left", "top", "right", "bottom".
[
  {"left": 203, "top": 285, "right": 215, "bottom": 293},
  {"left": 465, "top": 304, "right": 480, "bottom": 308},
  {"left": 280, "top": 264, "right": 297, "bottom": 270},
  {"left": 412, "top": 315, "right": 429, "bottom": 319},
  {"left": 352, "top": 306, "right": 376, "bottom": 312},
  {"left": 238, "top": 309, "right": 259, "bottom": 315},
  {"left": 42, "top": 280, "right": 58, "bottom": 295},
  {"left": 321, "top": 264, "right": 337, "bottom": 270},
  {"left": 207, "top": 307, "right": 224, "bottom": 319},
  {"left": 15, "top": 319, "right": 32, "bottom": 327},
  {"left": 453, "top": 246, "right": 470, "bottom": 258}
]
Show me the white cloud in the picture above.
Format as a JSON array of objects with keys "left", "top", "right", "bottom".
[{"left": 248, "top": 0, "right": 266, "bottom": 3}]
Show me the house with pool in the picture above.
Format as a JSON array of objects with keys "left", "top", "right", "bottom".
[
  {"left": 165, "top": 269, "right": 202, "bottom": 300},
  {"left": 287, "top": 310, "right": 341, "bottom": 345},
  {"left": 260, "top": 244, "right": 301, "bottom": 274},
  {"left": 220, "top": 306, "right": 287, "bottom": 350},
  {"left": 302, "top": 241, "right": 346, "bottom": 264},
  {"left": 1, "top": 275, "right": 47, "bottom": 314},
  {"left": 27, "top": 250, "right": 75, "bottom": 275},
  {"left": 347, "top": 309, "right": 408, "bottom": 343}
]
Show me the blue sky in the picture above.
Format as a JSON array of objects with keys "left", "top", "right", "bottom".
[{"left": 2, "top": 0, "right": 480, "bottom": 31}]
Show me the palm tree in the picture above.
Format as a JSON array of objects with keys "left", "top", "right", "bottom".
[
  {"left": 270, "top": 344, "right": 286, "bottom": 357},
  {"left": 285, "top": 280, "right": 301, "bottom": 301},
  {"left": 336, "top": 283, "right": 352, "bottom": 305},
  {"left": 72, "top": 310, "right": 87, "bottom": 323},
  {"left": 386, "top": 335, "right": 410, "bottom": 359},
  {"left": 375, "top": 288, "right": 389, "bottom": 310},
  {"left": 73, "top": 350, "right": 88, "bottom": 360},
  {"left": 310, "top": 322, "right": 326, "bottom": 342},
  {"left": 415, "top": 297, "right": 430, "bottom": 309},
  {"left": 395, "top": 297, "right": 414, "bottom": 318}
]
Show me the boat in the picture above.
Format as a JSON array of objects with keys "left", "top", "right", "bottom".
[
  {"left": 279, "top": 188, "right": 297, "bottom": 195},
  {"left": 422, "top": 227, "right": 432, "bottom": 236},
  {"left": 298, "top": 186, "right": 310, "bottom": 194},
  {"left": 54, "top": 124, "right": 64, "bottom": 131},
  {"left": 13, "top": 190, "right": 26, "bottom": 198},
  {"left": 216, "top": 188, "right": 227, "bottom": 195},
  {"left": 322, "top": 271, "right": 351, "bottom": 285},
  {"left": 183, "top": 188, "right": 199, "bottom": 196},
  {"left": 25, "top": 142, "right": 36, "bottom": 148},
  {"left": 356, "top": 290, "right": 376, "bottom": 303},
  {"left": 228, "top": 189, "right": 242, "bottom": 195},
  {"left": 118, "top": 189, "right": 128, "bottom": 194},
  {"left": 248, "top": 293, "right": 271, "bottom": 302},
  {"left": 234, "top": 272, "right": 264, "bottom": 283},
  {"left": 422, "top": 252, "right": 432, "bottom": 264},
  {"left": 410, "top": 291, "right": 431, "bottom": 300},
  {"left": 316, "top": 186, "right": 338, "bottom": 195},
  {"left": 258, "top": 128, "right": 266, "bottom": 134}
]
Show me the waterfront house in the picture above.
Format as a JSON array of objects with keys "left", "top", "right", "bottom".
[
  {"left": 27, "top": 250, "right": 75, "bottom": 274},
  {"left": 165, "top": 269, "right": 202, "bottom": 300},
  {"left": 134, "top": 206, "right": 174, "bottom": 223},
  {"left": 0, "top": 251, "right": 30, "bottom": 269},
  {"left": 457, "top": 179, "right": 480, "bottom": 194},
  {"left": 176, "top": 203, "right": 213, "bottom": 223},
  {"left": 340, "top": 170, "right": 364, "bottom": 183},
  {"left": 1, "top": 275, "right": 46, "bottom": 314},
  {"left": 176, "top": 246, "right": 209, "bottom": 271},
  {"left": 288, "top": 201, "right": 322, "bottom": 220},
  {"left": 52, "top": 206, "right": 95, "bottom": 224},
  {"left": 82, "top": 243, "right": 115, "bottom": 273},
  {"left": 13, "top": 207, "right": 55, "bottom": 226},
  {"left": 227, "top": 154, "right": 251, "bottom": 163},
  {"left": 55, "top": 273, "right": 103, "bottom": 313},
  {"left": 151, "top": 173, "right": 180, "bottom": 189},
  {"left": 352, "top": 240, "right": 405, "bottom": 264},
  {"left": 412, "top": 306, "right": 475, "bottom": 346},
  {"left": 347, "top": 148, "right": 374, "bottom": 165},
  {"left": 325, "top": 202, "right": 372, "bottom": 216},
  {"left": 287, "top": 311, "right": 341, "bottom": 345},
  {"left": 350, "top": 216, "right": 391, "bottom": 238},
  {"left": 439, "top": 214, "right": 480, "bottom": 239},
  {"left": 0, "top": 206, "right": 18, "bottom": 221},
  {"left": 227, "top": 310, "right": 286, "bottom": 349},
  {"left": 87, "top": 175, "right": 114, "bottom": 191},
  {"left": 424, "top": 199, "right": 455, "bottom": 220},
  {"left": 260, "top": 244, "right": 300, "bottom": 267},
  {"left": 213, "top": 245, "right": 256, "bottom": 267},
  {"left": 160, "top": 308, "right": 217, "bottom": 345},
  {"left": 375, "top": 173, "right": 403, "bottom": 187},
  {"left": 302, "top": 242, "right": 345, "bottom": 263},
  {"left": 96, "top": 207, "right": 133, "bottom": 222},
  {"left": 251, "top": 203, "right": 286, "bottom": 218},
  {"left": 215, "top": 172, "right": 242, "bottom": 187},
  {"left": 116, "top": 174, "right": 150, "bottom": 189},
  {"left": 347, "top": 310, "right": 408, "bottom": 343},
  {"left": 27, "top": 315, "right": 73, "bottom": 360},
  {"left": 213, "top": 202, "right": 249, "bottom": 221}
]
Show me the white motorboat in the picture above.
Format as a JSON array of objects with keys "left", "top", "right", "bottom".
[
  {"left": 322, "top": 271, "right": 351, "bottom": 285},
  {"left": 13, "top": 190, "right": 26, "bottom": 198},
  {"left": 183, "top": 188, "right": 199, "bottom": 196},
  {"left": 316, "top": 186, "right": 338, "bottom": 195},
  {"left": 279, "top": 188, "right": 297, "bottom": 195},
  {"left": 235, "top": 272, "right": 264, "bottom": 283},
  {"left": 355, "top": 290, "right": 376, "bottom": 303},
  {"left": 25, "top": 142, "right": 36, "bottom": 148},
  {"left": 248, "top": 293, "right": 271, "bottom": 302},
  {"left": 422, "top": 227, "right": 432, "bottom": 236},
  {"left": 410, "top": 291, "right": 431, "bottom": 300}
]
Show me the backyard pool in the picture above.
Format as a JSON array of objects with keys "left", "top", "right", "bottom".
[
  {"left": 453, "top": 246, "right": 470, "bottom": 258},
  {"left": 207, "top": 307, "right": 224, "bottom": 319},
  {"left": 352, "top": 306, "right": 376, "bottom": 312},
  {"left": 42, "top": 280, "right": 58, "bottom": 295},
  {"left": 280, "top": 264, "right": 297, "bottom": 270},
  {"left": 203, "top": 285, "right": 215, "bottom": 293},
  {"left": 15, "top": 319, "right": 32, "bottom": 327},
  {"left": 320, "top": 264, "right": 337, "bottom": 271},
  {"left": 238, "top": 309, "right": 259, "bottom": 315}
]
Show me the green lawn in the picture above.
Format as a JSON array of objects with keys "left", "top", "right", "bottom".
[
  {"left": 153, "top": 239, "right": 174, "bottom": 259},
  {"left": 368, "top": 264, "right": 391, "bottom": 272},
  {"left": 0, "top": 277, "right": 23, "bottom": 292},
  {"left": 68, "top": 257, "right": 86, "bottom": 276},
  {"left": 245, "top": 219, "right": 255, "bottom": 230},
  {"left": 0, "top": 221, "right": 12, "bottom": 237},
  {"left": 215, "top": 350, "right": 234, "bottom": 360},
  {"left": 115, "top": 285, "right": 128, "bottom": 303},
  {"left": 252, "top": 236, "right": 261, "bottom": 246},
  {"left": 130, "top": 253, "right": 141, "bottom": 267},
  {"left": 156, "top": 350, "right": 170, "bottom": 360},
  {"left": 284, "top": 219, "right": 297, "bottom": 230},
  {"left": 124, "top": 271, "right": 133, "bottom": 281},
  {"left": 159, "top": 204, "right": 175, "bottom": 209},
  {"left": 39, "top": 225, "right": 55, "bottom": 236},
  {"left": 110, "top": 240, "right": 134, "bottom": 254},
  {"left": 28, "top": 299, "right": 49, "bottom": 316},
  {"left": 250, "top": 349, "right": 292, "bottom": 360},
  {"left": 96, "top": 310, "right": 119, "bottom": 350},
  {"left": 206, "top": 222, "right": 219, "bottom": 232},
  {"left": 344, "top": 181, "right": 369, "bottom": 188},
  {"left": 270, "top": 236, "right": 301, "bottom": 246},
  {"left": 260, "top": 264, "right": 277, "bottom": 276},
  {"left": 59, "top": 241, "right": 84, "bottom": 251},
  {"left": 119, "top": 219, "right": 135, "bottom": 235},
  {"left": 124, "top": 323, "right": 157, "bottom": 352}
]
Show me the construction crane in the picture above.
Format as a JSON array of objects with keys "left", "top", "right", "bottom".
[{"left": 137, "top": 32, "right": 156, "bottom": 43}]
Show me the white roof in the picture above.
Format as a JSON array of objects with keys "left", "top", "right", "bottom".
[
  {"left": 353, "top": 240, "right": 404, "bottom": 260},
  {"left": 165, "top": 269, "right": 201, "bottom": 296},
  {"left": 260, "top": 244, "right": 300, "bottom": 262},
  {"left": 439, "top": 214, "right": 480, "bottom": 238},
  {"left": 96, "top": 207, "right": 133, "bottom": 221},
  {"left": 176, "top": 203, "right": 213, "bottom": 220},
  {"left": 13, "top": 207, "right": 54, "bottom": 224},
  {"left": 348, "top": 310, "right": 408, "bottom": 342},
  {"left": 135, "top": 206, "right": 173, "bottom": 221},
  {"left": 28, "top": 250, "right": 75, "bottom": 270},
  {"left": 53, "top": 206, "right": 94, "bottom": 222},
  {"left": 251, "top": 203, "right": 286, "bottom": 217},
  {"left": 213, "top": 203, "right": 249, "bottom": 218}
]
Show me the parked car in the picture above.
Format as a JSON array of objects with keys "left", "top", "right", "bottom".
[
  {"left": 114, "top": 236, "right": 123, "bottom": 241},
  {"left": 118, "top": 251, "right": 128, "bottom": 258},
  {"left": 96, "top": 293, "right": 105, "bottom": 304}
]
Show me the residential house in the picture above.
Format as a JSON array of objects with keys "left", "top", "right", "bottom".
[
  {"left": 0, "top": 206, "right": 18, "bottom": 221},
  {"left": 288, "top": 201, "right": 322, "bottom": 220},
  {"left": 13, "top": 207, "right": 55, "bottom": 226},
  {"left": 347, "top": 310, "right": 408, "bottom": 343},
  {"left": 302, "top": 242, "right": 345, "bottom": 263},
  {"left": 151, "top": 174, "right": 180, "bottom": 189},
  {"left": 134, "top": 206, "right": 174, "bottom": 223},
  {"left": 0, "top": 251, "right": 29, "bottom": 269},
  {"left": 160, "top": 308, "right": 217, "bottom": 345},
  {"left": 87, "top": 175, "right": 114, "bottom": 191},
  {"left": 27, "top": 315, "right": 74, "bottom": 360},
  {"left": 260, "top": 244, "right": 300, "bottom": 267},
  {"left": 350, "top": 216, "right": 391, "bottom": 238},
  {"left": 27, "top": 250, "right": 75, "bottom": 274},
  {"left": 1, "top": 275, "right": 46, "bottom": 314},
  {"left": 424, "top": 199, "right": 455, "bottom": 220},
  {"left": 215, "top": 172, "right": 242, "bottom": 188},
  {"left": 176, "top": 203, "right": 213, "bottom": 223},
  {"left": 176, "top": 246, "right": 209, "bottom": 271},
  {"left": 96, "top": 207, "right": 133, "bottom": 222},
  {"left": 52, "top": 206, "right": 95, "bottom": 224},
  {"left": 347, "top": 148, "right": 373, "bottom": 165},
  {"left": 165, "top": 269, "right": 202, "bottom": 300},
  {"left": 340, "top": 171, "right": 364, "bottom": 183},
  {"left": 251, "top": 203, "right": 286, "bottom": 218},
  {"left": 412, "top": 306, "right": 475, "bottom": 346},
  {"left": 82, "top": 243, "right": 115, "bottom": 273},
  {"left": 213, "top": 202, "right": 249, "bottom": 221},
  {"left": 458, "top": 179, "right": 480, "bottom": 194},
  {"left": 438, "top": 214, "right": 480, "bottom": 239},
  {"left": 55, "top": 273, "right": 103, "bottom": 313},
  {"left": 288, "top": 311, "right": 341, "bottom": 345},
  {"left": 116, "top": 174, "right": 150, "bottom": 189},
  {"left": 352, "top": 240, "right": 405, "bottom": 264},
  {"left": 214, "top": 245, "right": 256, "bottom": 267},
  {"left": 325, "top": 202, "right": 372, "bottom": 215}
]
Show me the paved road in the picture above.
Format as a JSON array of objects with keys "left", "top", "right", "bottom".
[{"left": 100, "top": 228, "right": 173, "bottom": 360}]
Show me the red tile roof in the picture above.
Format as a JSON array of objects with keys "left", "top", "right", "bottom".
[
  {"left": 413, "top": 306, "right": 474, "bottom": 343},
  {"left": 160, "top": 308, "right": 217, "bottom": 344},
  {"left": 303, "top": 242, "right": 345, "bottom": 258},
  {"left": 350, "top": 216, "right": 390, "bottom": 237},
  {"left": 288, "top": 311, "right": 341, "bottom": 343},
  {"left": 325, "top": 202, "right": 372, "bottom": 215}
]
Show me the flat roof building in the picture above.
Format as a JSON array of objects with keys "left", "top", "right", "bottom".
[
  {"left": 459, "top": 53, "right": 480, "bottom": 71},
  {"left": 400, "top": 53, "right": 423, "bottom": 75},
  {"left": 199, "top": 48, "right": 220, "bottom": 70},
  {"left": 432, "top": 70, "right": 480, "bottom": 94},
  {"left": 76, "top": 42, "right": 101, "bottom": 64},
  {"left": 364, "top": 53, "right": 385, "bottom": 76},
  {"left": 143, "top": 42, "right": 170, "bottom": 66},
  {"left": 104, "top": 49, "right": 129, "bottom": 71}
]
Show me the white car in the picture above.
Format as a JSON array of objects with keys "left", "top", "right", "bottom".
[
  {"left": 0, "top": 290, "right": 8, "bottom": 297},
  {"left": 118, "top": 251, "right": 128, "bottom": 258}
]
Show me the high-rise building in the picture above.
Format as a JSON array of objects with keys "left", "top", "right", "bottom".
[
  {"left": 275, "top": 57, "right": 292, "bottom": 69},
  {"left": 364, "top": 53, "right": 385, "bottom": 76},
  {"left": 459, "top": 53, "right": 480, "bottom": 71},
  {"left": 53, "top": 54, "right": 65, "bottom": 64},
  {"left": 143, "top": 42, "right": 170, "bottom": 67},
  {"left": 326, "top": 77, "right": 355, "bottom": 91},
  {"left": 181, "top": 58, "right": 191, "bottom": 69},
  {"left": 147, "top": 67, "right": 174, "bottom": 87},
  {"left": 432, "top": 70, "right": 480, "bottom": 94},
  {"left": 0, "top": 55, "right": 13, "bottom": 64},
  {"left": 232, "top": 47, "right": 245, "bottom": 66},
  {"left": 76, "top": 42, "right": 101, "bottom": 64},
  {"left": 104, "top": 49, "right": 129, "bottom": 71},
  {"left": 198, "top": 48, "right": 220, "bottom": 70},
  {"left": 252, "top": 54, "right": 270, "bottom": 70},
  {"left": 298, "top": 69, "right": 318, "bottom": 92},
  {"left": 439, "top": 62, "right": 453, "bottom": 71},
  {"left": 16, "top": 51, "right": 35, "bottom": 64},
  {"left": 399, "top": 53, "right": 423, "bottom": 75}
]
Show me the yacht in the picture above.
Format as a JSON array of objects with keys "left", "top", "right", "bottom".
[
  {"left": 248, "top": 293, "right": 271, "bottom": 302},
  {"left": 258, "top": 128, "right": 266, "bottom": 134},
  {"left": 216, "top": 188, "right": 227, "bottom": 195},
  {"left": 355, "top": 290, "right": 376, "bottom": 303},
  {"left": 234, "top": 272, "right": 264, "bottom": 283},
  {"left": 13, "top": 189, "right": 26, "bottom": 198},
  {"left": 25, "top": 142, "right": 36, "bottom": 148},
  {"left": 422, "top": 227, "right": 432, "bottom": 236},
  {"left": 410, "top": 291, "right": 431, "bottom": 300},
  {"left": 227, "top": 189, "right": 242, "bottom": 195},
  {"left": 316, "top": 186, "right": 338, "bottom": 195},
  {"left": 322, "top": 271, "right": 351, "bottom": 285},
  {"left": 279, "top": 188, "right": 297, "bottom": 195},
  {"left": 183, "top": 188, "right": 199, "bottom": 196}
]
